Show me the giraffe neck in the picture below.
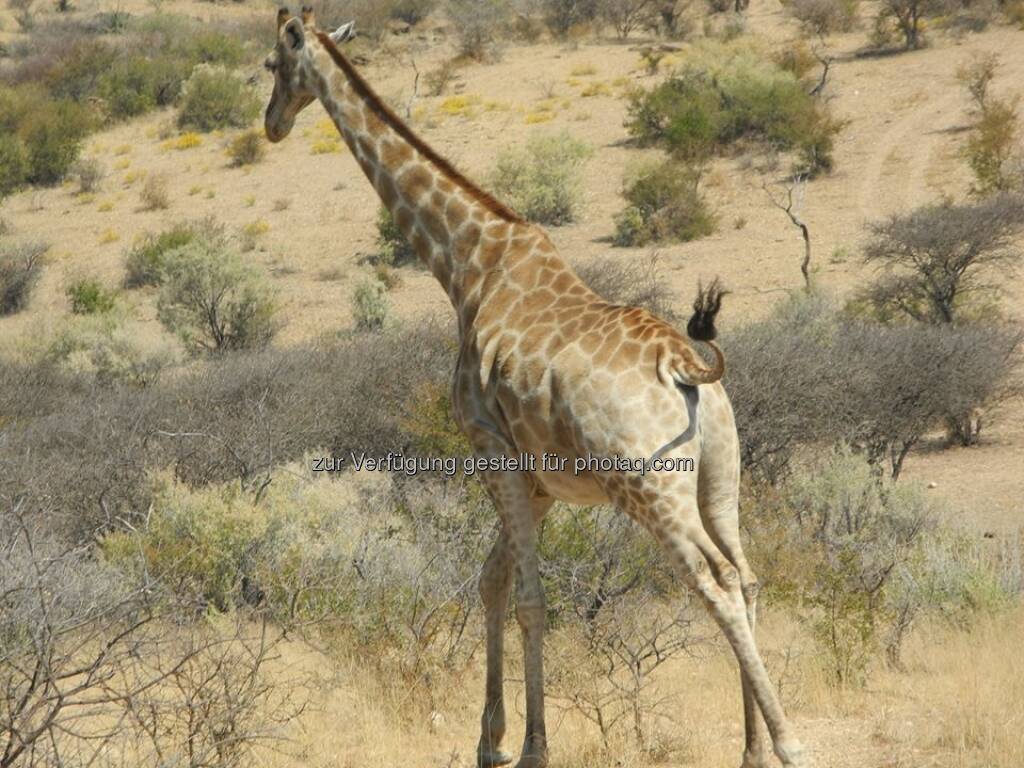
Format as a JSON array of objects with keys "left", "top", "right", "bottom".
[{"left": 308, "top": 34, "right": 523, "bottom": 321}]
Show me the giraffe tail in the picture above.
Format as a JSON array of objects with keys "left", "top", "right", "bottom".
[{"left": 664, "top": 278, "right": 728, "bottom": 386}]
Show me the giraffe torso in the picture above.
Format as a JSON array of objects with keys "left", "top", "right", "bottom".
[{"left": 454, "top": 225, "right": 720, "bottom": 505}]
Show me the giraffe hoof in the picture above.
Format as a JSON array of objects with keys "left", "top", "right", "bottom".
[
  {"left": 740, "top": 751, "right": 771, "bottom": 768},
  {"left": 775, "top": 739, "right": 809, "bottom": 768},
  {"left": 477, "top": 749, "right": 513, "bottom": 768}
]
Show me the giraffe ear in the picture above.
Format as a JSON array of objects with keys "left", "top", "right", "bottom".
[
  {"left": 284, "top": 16, "right": 305, "bottom": 51},
  {"left": 329, "top": 20, "right": 356, "bottom": 44}
]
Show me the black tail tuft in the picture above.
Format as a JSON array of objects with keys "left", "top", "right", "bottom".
[{"left": 686, "top": 278, "right": 727, "bottom": 342}]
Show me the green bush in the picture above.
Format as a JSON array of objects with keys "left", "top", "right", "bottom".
[
  {"left": 157, "top": 238, "right": 278, "bottom": 354},
  {"left": 67, "top": 277, "right": 117, "bottom": 315},
  {"left": 375, "top": 207, "right": 416, "bottom": 266},
  {"left": 625, "top": 41, "right": 843, "bottom": 175},
  {"left": 964, "top": 98, "right": 1021, "bottom": 195},
  {"left": 0, "top": 241, "right": 48, "bottom": 315},
  {"left": 124, "top": 219, "right": 221, "bottom": 288},
  {"left": 489, "top": 131, "right": 592, "bottom": 225},
  {"left": 0, "top": 86, "right": 93, "bottom": 185},
  {"left": 177, "top": 65, "right": 261, "bottom": 132},
  {"left": 613, "top": 160, "right": 716, "bottom": 246},
  {"left": 228, "top": 129, "right": 266, "bottom": 167},
  {"left": 0, "top": 135, "right": 30, "bottom": 199},
  {"left": 352, "top": 278, "right": 390, "bottom": 332}
]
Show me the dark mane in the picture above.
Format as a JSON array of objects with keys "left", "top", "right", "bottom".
[{"left": 314, "top": 31, "right": 524, "bottom": 224}]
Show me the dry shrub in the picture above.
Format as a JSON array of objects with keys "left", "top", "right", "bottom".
[
  {"left": 724, "top": 293, "right": 1022, "bottom": 481},
  {"left": 140, "top": 173, "right": 170, "bottom": 210},
  {"left": 446, "top": 0, "right": 512, "bottom": 61},
  {"left": 787, "top": 0, "right": 859, "bottom": 35},
  {"left": 71, "top": 156, "right": 105, "bottom": 193},
  {"left": 0, "top": 505, "right": 303, "bottom": 768},
  {"left": 0, "top": 319, "right": 454, "bottom": 539},
  {"left": 575, "top": 251, "right": 678, "bottom": 320},
  {"left": 541, "top": 0, "right": 600, "bottom": 37},
  {"left": 0, "top": 240, "right": 47, "bottom": 315},
  {"left": 228, "top": 129, "right": 266, "bottom": 166}
]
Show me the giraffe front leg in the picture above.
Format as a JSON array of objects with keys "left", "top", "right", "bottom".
[{"left": 477, "top": 531, "right": 514, "bottom": 768}]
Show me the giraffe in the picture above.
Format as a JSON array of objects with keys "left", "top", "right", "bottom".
[{"left": 262, "top": 8, "right": 809, "bottom": 768}]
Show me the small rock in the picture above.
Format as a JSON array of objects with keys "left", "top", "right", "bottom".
[
  {"left": 927, "top": 481, "right": 938, "bottom": 489},
  {"left": 429, "top": 711, "right": 445, "bottom": 732}
]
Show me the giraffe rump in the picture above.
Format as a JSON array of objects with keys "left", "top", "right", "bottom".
[{"left": 686, "top": 278, "right": 727, "bottom": 343}]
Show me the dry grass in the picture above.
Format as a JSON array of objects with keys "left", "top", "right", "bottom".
[{"left": 238, "top": 606, "right": 1024, "bottom": 768}]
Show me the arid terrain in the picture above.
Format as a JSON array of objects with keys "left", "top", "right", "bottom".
[{"left": 2, "top": 0, "right": 1023, "bottom": 765}]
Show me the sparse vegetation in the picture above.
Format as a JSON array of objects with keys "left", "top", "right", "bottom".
[
  {"left": 489, "top": 131, "right": 593, "bottom": 225},
  {"left": 958, "top": 56, "right": 1022, "bottom": 195},
  {"left": 600, "top": 0, "right": 656, "bottom": 38},
  {"left": 613, "top": 160, "right": 716, "bottom": 245}
]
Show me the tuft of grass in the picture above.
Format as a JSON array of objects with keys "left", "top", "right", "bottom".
[
  {"left": 240, "top": 219, "right": 270, "bottom": 252},
  {"left": 525, "top": 111, "right": 555, "bottom": 125},
  {"left": 312, "top": 138, "right": 344, "bottom": 154},
  {"left": 580, "top": 81, "right": 612, "bottom": 97},
  {"left": 161, "top": 132, "right": 204, "bottom": 152},
  {"left": 99, "top": 229, "right": 120, "bottom": 245},
  {"left": 98, "top": 200, "right": 115, "bottom": 212},
  {"left": 438, "top": 94, "right": 481, "bottom": 118},
  {"left": 570, "top": 63, "right": 598, "bottom": 76}
]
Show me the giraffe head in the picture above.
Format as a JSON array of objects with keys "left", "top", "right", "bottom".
[{"left": 263, "top": 6, "right": 355, "bottom": 143}]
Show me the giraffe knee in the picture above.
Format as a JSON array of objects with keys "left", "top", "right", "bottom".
[{"left": 716, "top": 562, "right": 741, "bottom": 593}]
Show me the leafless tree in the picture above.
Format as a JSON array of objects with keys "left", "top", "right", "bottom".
[
  {"left": 542, "top": 506, "right": 705, "bottom": 749},
  {"left": 599, "top": 0, "right": 655, "bottom": 38},
  {"left": 764, "top": 176, "right": 813, "bottom": 291}
]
